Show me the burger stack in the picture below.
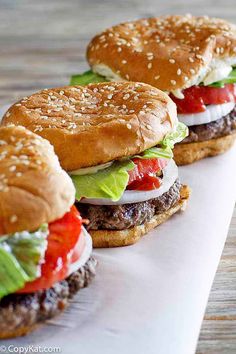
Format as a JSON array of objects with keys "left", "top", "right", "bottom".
[{"left": 1, "top": 13, "right": 236, "bottom": 338}]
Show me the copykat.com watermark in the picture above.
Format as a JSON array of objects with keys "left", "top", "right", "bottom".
[{"left": 0, "top": 345, "right": 61, "bottom": 353}]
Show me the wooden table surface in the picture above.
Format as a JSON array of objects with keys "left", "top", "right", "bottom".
[{"left": 0, "top": 1, "right": 236, "bottom": 353}]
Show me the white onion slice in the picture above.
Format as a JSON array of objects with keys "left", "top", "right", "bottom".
[
  {"left": 178, "top": 102, "right": 235, "bottom": 127},
  {"left": 79, "top": 159, "right": 178, "bottom": 205},
  {"left": 66, "top": 227, "right": 92, "bottom": 277}
]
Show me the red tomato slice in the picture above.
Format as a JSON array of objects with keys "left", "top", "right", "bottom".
[
  {"left": 127, "top": 158, "right": 167, "bottom": 191},
  {"left": 170, "top": 84, "right": 236, "bottom": 113},
  {"left": 128, "top": 175, "right": 162, "bottom": 191},
  {"left": 18, "top": 206, "right": 83, "bottom": 293}
]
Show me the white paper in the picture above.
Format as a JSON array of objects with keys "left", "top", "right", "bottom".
[{"left": 0, "top": 104, "right": 236, "bottom": 354}]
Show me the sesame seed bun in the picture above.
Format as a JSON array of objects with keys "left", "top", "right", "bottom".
[
  {"left": 87, "top": 15, "right": 236, "bottom": 92},
  {"left": 0, "top": 125, "right": 75, "bottom": 235},
  {"left": 173, "top": 132, "right": 236, "bottom": 165},
  {"left": 2, "top": 82, "right": 177, "bottom": 171},
  {"left": 90, "top": 185, "right": 190, "bottom": 247}
]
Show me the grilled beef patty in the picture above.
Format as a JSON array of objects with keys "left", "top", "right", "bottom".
[
  {"left": 0, "top": 257, "right": 96, "bottom": 337},
  {"left": 182, "top": 105, "right": 236, "bottom": 144},
  {"left": 77, "top": 179, "right": 181, "bottom": 230}
]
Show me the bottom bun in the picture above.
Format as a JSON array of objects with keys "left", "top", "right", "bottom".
[
  {"left": 173, "top": 133, "right": 236, "bottom": 166},
  {"left": 90, "top": 185, "right": 190, "bottom": 248},
  {"left": 0, "top": 257, "right": 97, "bottom": 339}
]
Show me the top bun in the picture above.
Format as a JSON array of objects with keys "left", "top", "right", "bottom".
[
  {"left": 2, "top": 82, "right": 177, "bottom": 171},
  {"left": 87, "top": 15, "right": 236, "bottom": 92},
  {"left": 0, "top": 125, "right": 75, "bottom": 235}
]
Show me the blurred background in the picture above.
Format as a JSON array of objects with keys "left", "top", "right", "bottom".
[
  {"left": 0, "top": 0, "right": 236, "bottom": 104},
  {"left": 0, "top": 1, "right": 236, "bottom": 353}
]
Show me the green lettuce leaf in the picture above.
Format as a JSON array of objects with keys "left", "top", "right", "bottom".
[
  {"left": 70, "top": 70, "right": 106, "bottom": 86},
  {"left": 72, "top": 160, "right": 135, "bottom": 201},
  {"left": 161, "top": 122, "right": 188, "bottom": 149},
  {"left": 207, "top": 68, "right": 236, "bottom": 87},
  {"left": 0, "top": 225, "right": 48, "bottom": 299},
  {"left": 133, "top": 146, "right": 173, "bottom": 159},
  {"left": 0, "top": 249, "right": 29, "bottom": 299},
  {"left": 133, "top": 122, "right": 188, "bottom": 160}
]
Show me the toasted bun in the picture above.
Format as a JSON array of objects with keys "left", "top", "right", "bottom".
[
  {"left": 90, "top": 185, "right": 190, "bottom": 247},
  {"left": 174, "top": 133, "right": 236, "bottom": 165},
  {"left": 0, "top": 326, "right": 36, "bottom": 339},
  {"left": 2, "top": 82, "right": 177, "bottom": 171},
  {"left": 87, "top": 15, "right": 236, "bottom": 92},
  {"left": 0, "top": 125, "right": 75, "bottom": 235}
]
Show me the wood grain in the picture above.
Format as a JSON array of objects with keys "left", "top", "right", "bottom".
[
  {"left": 0, "top": 1, "right": 235, "bottom": 353},
  {"left": 196, "top": 208, "right": 236, "bottom": 354}
]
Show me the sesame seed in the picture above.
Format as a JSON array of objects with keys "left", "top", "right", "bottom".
[
  {"left": 9, "top": 166, "right": 16, "bottom": 172},
  {"left": 154, "top": 75, "right": 160, "bottom": 80},
  {"left": 127, "top": 124, "right": 132, "bottom": 129},
  {"left": 22, "top": 160, "right": 30, "bottom": 166},
  {"left": 10, "top": 215, "right": 18, "bottom": 223},
  {"left": 147, "top": 63, "right": 152, "bottom": 69},
  {"left": 169, "top": 59, "right": 175, "bottom": 64},
  {"left": 122, "top": 60, "right": 127, "bottom": 64},
  {"left": 171, "top": 80, "right": 176, "bottom": 85},
  {"left": 123, "top": 94, "right": 130, "bottom": 100},
  {"left": 34, "top": 126, "right": 43, "bottom": 132},
  {"left": 177, "top": 69, "right": 182, "bottom": 75}
]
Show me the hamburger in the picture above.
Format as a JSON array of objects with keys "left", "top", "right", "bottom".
[
  {"left": 71, "top": 14, "right": 236, "bottom": 165},
  {"left": 2, "top": 82, "right": 190, "bottom": 247},
  {"left": 0, "top": 125, "right": 96, "bottom": 338}
]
